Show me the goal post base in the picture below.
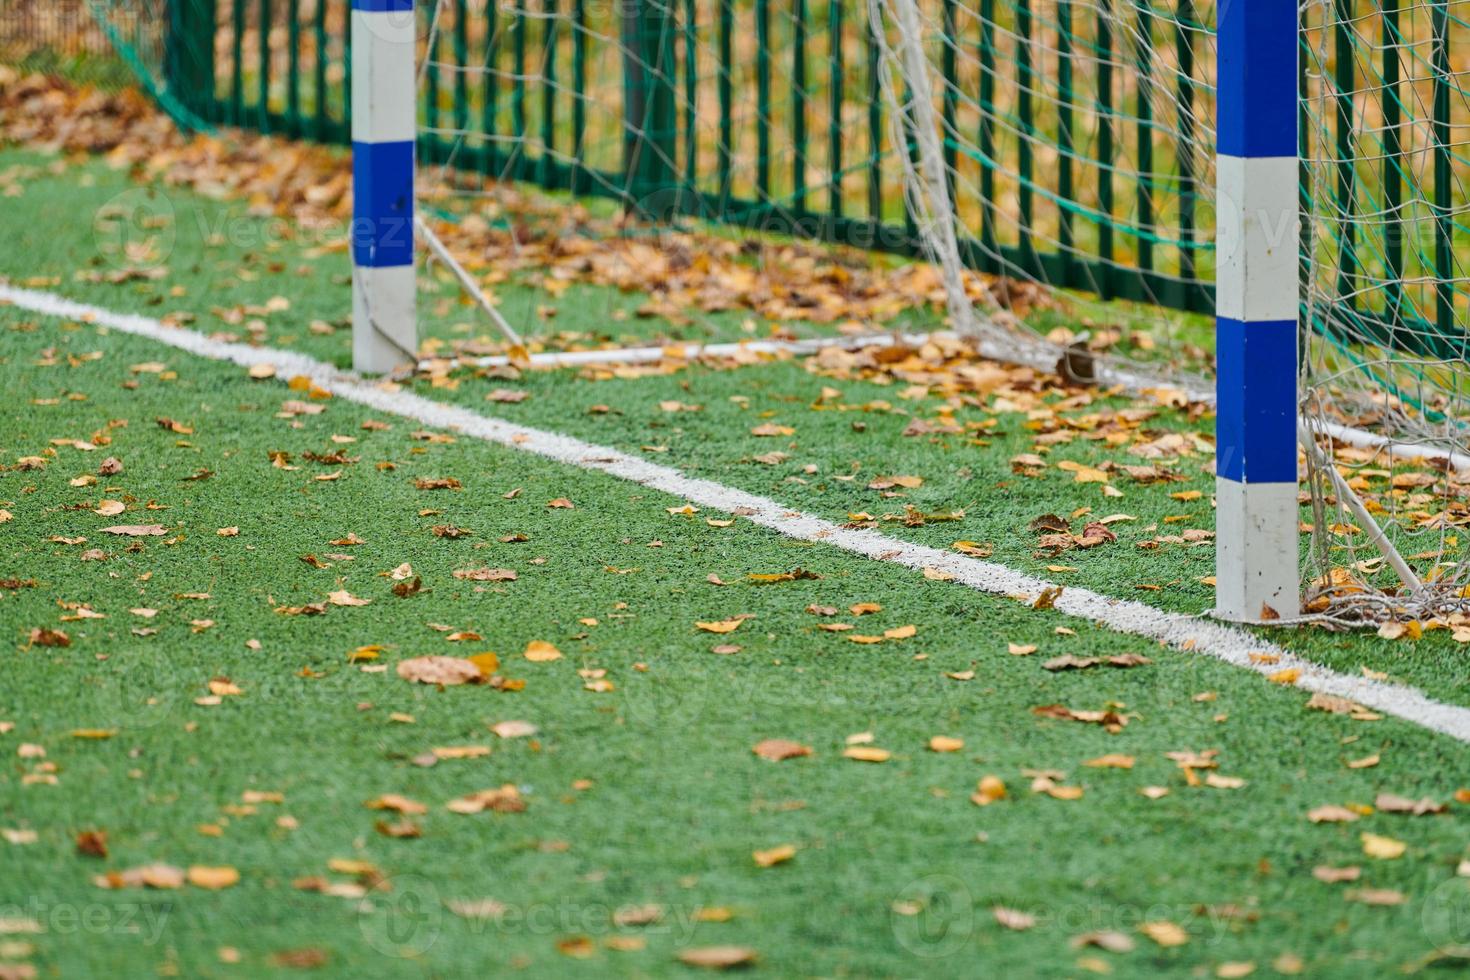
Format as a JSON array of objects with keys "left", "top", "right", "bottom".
[
  {"left": 352, "top": 265, "right": 416, "bottom": 375},
  {"left": 1213, "top": 478, "right": 1301, "bottom": 623}
]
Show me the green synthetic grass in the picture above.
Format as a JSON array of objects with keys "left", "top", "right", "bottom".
[
  {"left": 6, "top": 297, "right": 1470, "bottom": 979},
  {"left": 3, "top": 143, "right": 1465, "bottom": 710},
  {"left": 415, "top": 357, "right": 1470, "bottom": 706}
]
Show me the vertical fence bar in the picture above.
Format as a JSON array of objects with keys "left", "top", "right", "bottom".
[
  {"left": 1382, "top": 0, "right": 1403, "bottom": 322},
  {"left": 453, "top": 0, "right": 469, "bottom": 151},
  {"left": 622, "top": 0, "right": 677, "bottom": 215},
  {"left": 350, "top": 0, "right": 417, "bottom": 373},
  {"left": 482, "top": 0, "right": 498, "bottom": 177},
  {"left": 168, "top": 0, "right": 217, "bottom": 122},
  {"left": 756, "top": 0, "right": 771, "bottom": 204},
  {"left": 572, "top": 0, "right": 588, "bottom": 193},
  {"left": 1332, "top": 0, "right": 1357, "bottom": 311},
  {"left": 683, "top": 0, "right": 697, "bottom": 195},
  {"left": 977, "top": 0, "right": 996, "bottom": 268},
  {"left": 313, "top": 0, "right": 328, "bottom": 138},
  {"left": 1016, "top": 0, "right": 1035, "bottom": 272},
  {"left": 1432, "top": 0, "right": 1453, "bottom": 336},
  {"left": 287, "top": 0, "right": 301, "bottom": 133},
  {"left": 1175, "top": 0, "right": 1196, "bottom": 295},
  {"left": 257, "top": 0, "right": 271, "bottom": 129},
  {"left": 940, "top": 0, "right": 957, "bottom": 191},
  {"left": 1133, "top": 0, "right": 1154, "bottom": 277},
  {"left": 1096, "top": 2, "right": 1114, "bottom": 299},
  {"left": 1056, "top": 0, "right": 1074, "bottom": 285},
  {"left": 231, "top": 0, "right": 245, "bottom": 123},
  {"left": 793, "top": 0, "right": 808, "bottom": 214},
  {"left": 540, "top": 0, "right": 557, "bottom": 188},
  {"left": 828, "top": 0, "right": 843, "bottom": 219},
  {"left": 717, "top": 0, "right": 733, "bottom": 209},
  {"left": 512, "top": 3, "right": 527, "bottom": 176},
  {"left": 865, "top": 8, "right": 882, "bottom": 223},
  {"left": 423, "top": 3, "right": 441, "bottom": 160},
  {"left": 1214, "top": 0, "right": 1301, "bottom": 621}
]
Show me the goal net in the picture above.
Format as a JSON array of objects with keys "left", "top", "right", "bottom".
[{"left": 868, "top": 0, "right": 1470, "bottom": 624}]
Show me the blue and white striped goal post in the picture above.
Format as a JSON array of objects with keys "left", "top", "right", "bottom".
[
  {"left": 351, "top": 0, "right": 417, "bottom": 373},
  {"left": 1214, "top": 0, "right": 1301, "bottom": 621}
]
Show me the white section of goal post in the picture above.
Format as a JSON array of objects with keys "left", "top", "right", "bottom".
[
  {"left": 350, "top": 9, "right": 416, "bottom": 145},
  {"left": 350, "top": 1, "right": 417, "bottom": 375},
  {"left": 1214, "top": 480, "right": 1301, "bottom": 620},
  {"left": 1215, "top": 156, "right": 1300, "bottom": 323},
  {"left": 352, "top": 264, "right": 416, "bottom": 373}
]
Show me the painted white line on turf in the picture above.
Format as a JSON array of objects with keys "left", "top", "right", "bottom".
[{"left": 6, "top": 282, "right": 1470, "bottom": 744}]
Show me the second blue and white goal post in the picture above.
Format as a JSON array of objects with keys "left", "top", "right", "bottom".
[
  {"left": 1214, "top": 0, "right": 1301, "bottom": 622},
  {"left": 351, "top": 0, "right": 417, "bottom": 373}
]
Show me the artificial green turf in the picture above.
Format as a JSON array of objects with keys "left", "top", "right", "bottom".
[
  {"left": 413, "top": 357, "right": 1470, "bottom": 705},
  {"left": 6, "top": 295, "right": 1470, "bottom": 979},
  {"left": 3, "top": 142, "right": 1467, "bottom": 711}
]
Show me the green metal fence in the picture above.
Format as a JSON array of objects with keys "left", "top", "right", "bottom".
[
  {"left": 152, "top": 0, "right": 1214, "bottom": 316},
  {"left": 136, "top": 0, "right": 1470, "bottom": 349}
]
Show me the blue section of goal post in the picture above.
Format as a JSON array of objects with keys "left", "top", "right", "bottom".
[
  {"left": 351, "top": 140, "right": 415, "bottom": 268},
  {"left": 1215, "top": 0, "right": 1299, "bottom": 485},
  {"left": 351, "top": 0, "right": 414, "bottom": 269},
  {"left": 350, "top": 0, "right": 417, "bottom": 372}
]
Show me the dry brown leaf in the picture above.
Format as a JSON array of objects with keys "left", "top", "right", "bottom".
[
  {"left": 1139, "top": 920, "right": 1189, "bottom": 948},
  {"left": 94, "top": 863, "right": 185, "bottom": 890},
  {"left": 365, "top": 794, "right": 429, "bottom": 816},
  {"left": 1374, "top": 792, "right": 1446, "bottom": 815},
  {"left": 1312, "top": 865, "right": 1361, "bottom": 884},
  {"left": 677, "top": 946, "right": 758, "bottom": 969},
  {"left": 752, "top": 844, "right": 797, "bottom": 868},
  {"left": 992, "top": 906, "right": 1036, "bottom": 931},
  {"left": 188, "top": 865, "right": 241, "bottom": 890},
  {"left": 1361, "top": 832, "right": 1407, "bottom": 859},
  {"left": 971, "top": 775, "right": 1007, "bottom": 806},
  {"left": 523, "top": 641, "right": 563, "bottom": 662},
  {"left": 396, "top": 656, "right": 483, "bottom": 686},
  {"left": 1345, "top": 888, "right": 1406, "bottom": 906},
  {"left": 752, "top": 739, "right": 813, "bottom": 762},
  {"left": 490, "top": 720, "right": 538, "bottom": 739},
  {"left": 1071, "top": 930, "right": 1135, "bottom": 953},
  {"left": 695, "top": 618, "right": 745, "bottom": 634}
]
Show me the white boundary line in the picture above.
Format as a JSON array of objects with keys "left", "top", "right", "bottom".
[{"left": 6, "top": 283, "right": 1470, "bottom": 744}]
